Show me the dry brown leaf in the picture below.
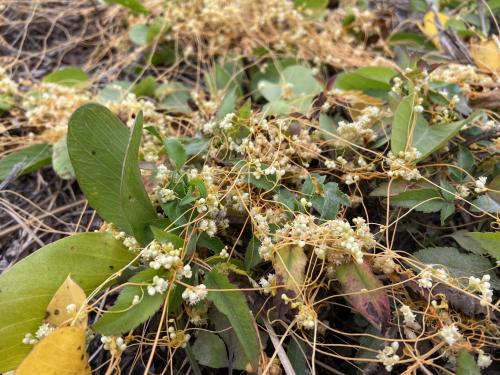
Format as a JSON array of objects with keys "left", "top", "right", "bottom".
[
  {"left": 470, "top": 39, "right": 500, "bottom": 73},
  {"left": 45, "top": 276, "right": 87, "bottom": 328},
  {"left": 16, "top": 326, "right": 91, "bottom": 375}
]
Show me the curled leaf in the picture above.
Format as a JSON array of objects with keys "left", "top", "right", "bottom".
[
  {"left": 336, "top": 262, "right": 390, "bottom": 332},
  {"left": 16, "top": 327, "right": 90, "bottom": 375}
]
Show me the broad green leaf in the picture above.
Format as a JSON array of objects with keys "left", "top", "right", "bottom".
[
  {"left": 15, "top": 327, "right": 90, "bottom": 375},
  {"left": 150, "top": 226, "right": 185, "bottom": 248},
  {"left": 311, "top": 182, "right": 349, "bottom": 220},
  {"left": 413, "top": 247, "right": 500, "bottom": 289},
  {"left": 450, "top": 146, "right": 474, "bottom": 181},
  {"left": 468, "top": 232, "right": 500, "bottom": 261},
  {"left": 274, "top": 245, "right": 307, "bottom": 295},
  {"left": 336, "top": 262, "right": 390, "bottom": 331},
  {"left": 129, "top": 24, "right": 149, "bottom": 45},
  {"left": 287, "top": 339, "right": 308, "bottom": 375},
  {"left": 191, "top": 331, "right": 228, "bottom": 368},
  {"left": 120, "top": 112, "right": 158, "bottom": 243},
  {"left": 440, "top": 202, "right": 455, "bottom": 224},
  {"left": 0, "top": 233, "right": 135, "bottom": 372},
  {"left": 216, "top": 87, "right": 238, "bottom": 120},
  {"left": 68, "top": 103, "right": 132, "bottom": 233},
  {"left": 104, "top": 0, "right": 148, "bottom": 14},
  {"left": 69, "top": 103, "right": 157, "bottom": 240},
  {"left": 456, "top": 350, "right": 480, "bottom": 375},
  {"left": 204, "top": 270, "right": 260, "bottom": 369},
  {"left": 0, "top": 144, "right": 52, "bottom": 181},
  {"left": 388, "top": 32, "right": 435, "bottom": 50},
  {"left": 412, "top": 117, "right": 468, "bottom": 161},
  {"left": 471, "top": 194, "right": 500, "bottom": 214},
  {"left": 334, "top": 67, "right": 398, "bottom": 97},
  {"left": 163, "top": 138, "right": 187, "bottom": 170},
  {"left": 283, "top": 65, "right": 322, "bottom": 97},
  {"left": 448, "top": 230, "right": 485, "bottom": 255},
  {"left": 390, "top": 188, "right": 444, "bottom": 213},
  {"left": 132, "top": 76, "right": 156, "bottom": 98},
  {"left": 391, "top": 94, "right": 415, "bottom": 154},
  {"left": 43, "top": 67, "right": 89, "bottom": 88},
  {"left": 52, "top": 136, "right": 75, "bottom": 180},
  {"left": 93, "top": 268, "right": 165, "bottom": 335}
]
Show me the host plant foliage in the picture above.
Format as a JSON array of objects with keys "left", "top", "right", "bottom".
[{"left": 0, "top": 0, "right": 499, "bottom": 374}]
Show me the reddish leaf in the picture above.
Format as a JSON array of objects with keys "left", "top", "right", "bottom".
[{"left": 336, "top": 262, "right": 390, "bottom": 332}]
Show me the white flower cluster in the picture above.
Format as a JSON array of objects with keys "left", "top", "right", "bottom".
[
  {"left": 477, "top": 349, "right": 492, "bottom": 369},
  {"left": 468, "top": 274, "right": 493, "bottom": 306},
  {"left": 182, "top": 284, "right": 208, "bottom": 305},
  {"left": 259, "top": 273, "right": 276, "bottom": 295},
  {"left": 439, "top": 324, "right": 462, "bottom": 346},
  {"left": 456, "top": 184, "right": 470, "bottom": 198},
  {"left": 344, "top": 173, "right": 360, "bottom": 185},
  {"left": 22, "top": 323, "right": 55, "bottom": 345},
  {"left": 376, "top": 342, "right": 400, "bottom": 372},
  {"left": 220, "top": 112, "right": 236, "bottom": 130},
  {"left": 258, "top": 237, "right": 274, "bottom": 260},
  {"left": 386, "top": 147, "right": 422, "bottom": 181},
  {"left": 142, "top": 240, "right": 183, "bottom": 271},
  {"left": 474, "top": 176, "right": 487, "bottom": 193},
  {"left": 335, "top": 106, "right": 380, "bottom": 145},
  {"left": 417, "top": 266, "right": 449, "bottom": 289},
  {"left": 101, "top": 335, "right": 127, "bottom": 352},
  {"left": 147, "top": 276, "right": 169, "bottom": 296},
  {"left": 399, "top": 304, "right": 417, "bottom": 326},
  {"left": 199, "top": 219, "right": 217, "bottom": 237},
  {"left": 156, "top": 188, "right": 176, "bottom": 203},
  {"left": 282, "top": 295, "right": 317, "bottom": 330},
  {"left": 373, "top": 254, "right": 396, "bottom": 275},
  {"left": 0, "top": 67, "right": 18, "bottom": 95}
]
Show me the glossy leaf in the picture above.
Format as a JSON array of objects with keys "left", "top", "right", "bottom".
[
  {"left": 0, "top": 144, "right": 52, "bottom": 181},
  {"left": 204, "top": 270, "right": 260, "bottom": 369},
  {"left": 93, "top": 268, "right": 165, "bottom": 335},
  {"left": 16, "top": 327, "right": 90, "bottom": 375},
  {"left": 336, "top": 262, "right": 390, "bottom": 331},
  {"left": 0, "top": 233, "right": 134, "bottom": 372}
]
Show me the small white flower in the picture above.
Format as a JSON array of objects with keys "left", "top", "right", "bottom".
[
  {"left": 132, "top": 295, "right": 141, "bottom": 305},
  {"left": 66, "top": 303, "right": 77, "bottom": 315},
  {"left": 377, "top": 342, "right": 400, "bottom": 372},
  {"left": 474, "top": 176, "right": 487, "bottom": 193},
  {"left": 477, "top": 350, "right": 492, "bottom": 369},
  {"left": 182, "top": 284, "right": 208, "bottom": 305},
  {"left": 399, "top": 304, "right": 416, "bottom": 326},
  {"left": 439, "top": 324, "right": 462, "bottom": 346},
  {"left": 414, "top": 105, "right": 424, "bottom": 113}
]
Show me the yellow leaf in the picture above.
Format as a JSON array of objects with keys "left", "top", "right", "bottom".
[
  {"left": 45, "top": 276, "right": 87, "bottom": 328},
  {"left": 421, "top": 11, "right": 449, "bottom": 49},
  {"left": 274, "top": 245, "right": 307, "bottom": 295},
  {"left": 470, "top": 39, "right": 500, "bottom": 73},
  {"left": 16, "top": 327, "right": 91, "bottom": 375}
]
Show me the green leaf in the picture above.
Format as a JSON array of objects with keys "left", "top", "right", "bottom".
[
  {"left": 312, "top": 182, "right": 349, "bottom": 220},
  {"left": 412, "top": 117, "right": 468, "bottom": 161},
  {"left": 52, "top": 136, "right": 75, "bottom": 180},
  {"left": 150, "top": 226, "right": 184, "bottom": 248},
  {"left": 391, "top": 94, "right": 415, "bottom": 154},
  {"left": 93, "top": 268, "right": 165, "bottom": 335},
  {"left": 448, "top": 230, "right": 485, "bottom": 255},
  {"left": 390, "top": 189, "right": 444, "bottom": 213},
  {"left": 157, "top": 82, "right": 192, "bottom": 113},
  {"left": 104, "top": 0, "right": 148, "bottom": 14},
  {"left": 163, "top": 138, "right": 187, "bottom": 170},
  {"left": 204, "top": 271, "right": 260, "bottom": 369},
  {"left": 334, "top": 67, "right": 398, "bottom": 97},
  {"left": 245, "top": 236, "right": 262, "bottom": 270},
  {"left": 450, "top": 146, "right": 474, "bottom": 181},
  {"left": 120, "top": 112, "right": 158, "bottom": 243},
  {"left": 468, "top": 232, "right": 500, "bottom": 261},
  {"left": 191, "top": 331, "right": 228, "bottom": 368},
  {"left": 275, "top": 245, "right": 307, "bottom": 295},
  {"left": 0, "top": 144, "right": 52, "bottom": 181},
  {"left": 456, "top": 350, "right": 480, "bottom": 375},
  {"left": 440, "top": 202, "right": 455, "bottom": 224},
  {"left": 287, "top": 339, "right": 308, "bottom": 374},
  {"left": 129, "top": 24, "right": 149, "bottom": 45},
  {"left": 413, "top": 247, "right": 500, "bottom": 289},
  {"left": 43, "top": 67, "right": 89, "bottom": 88},
  {"left": 388, "top": 32, "right": 434, "bottom": 50},
  {"left": 294, "top": 0, "right": 328, "bottom": 9},
  {"left": 132, "top": 76, "right": 156, "bottom": 98},
  {"left": 0, "top": 233, "right": 135, "bottom": 372},
  {"left": 68, "top": 103, "right": 156, "bottom": 238},
  {"left": 216, "top": 87, "right": 238, "bottom": 120},
  {"left": 336, "top": 262, "right": 390, "bottom": 331}
]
